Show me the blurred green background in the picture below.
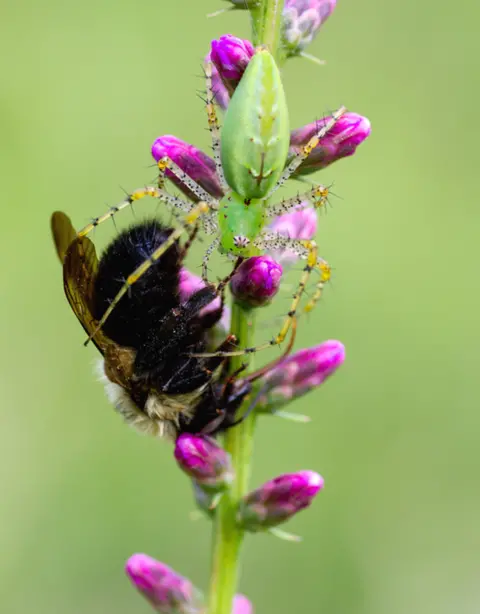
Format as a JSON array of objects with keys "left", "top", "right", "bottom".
[{"left": 1, "top": 0, "right": 479, "bottom": 612}]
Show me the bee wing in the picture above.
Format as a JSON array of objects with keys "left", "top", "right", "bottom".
[
  {"left": 62, "top": 231, "right": 113, "bottom": 355},
  {"left": 51, "top": 211, "right": 77, "bottom": 263}
]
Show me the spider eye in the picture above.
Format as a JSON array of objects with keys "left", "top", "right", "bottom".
[{"left": 233, "top": 235, "right": 251, "bottom": 248}]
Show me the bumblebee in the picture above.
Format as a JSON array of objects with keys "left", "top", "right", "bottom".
[{"left": 51, "top": 212, "right": 291, "bottom": 440}]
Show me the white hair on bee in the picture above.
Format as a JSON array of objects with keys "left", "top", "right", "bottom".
[{"left": 94, "top": 359, "right": 177, "bottom": 441}]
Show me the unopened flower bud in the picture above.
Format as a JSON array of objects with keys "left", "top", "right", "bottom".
[
  {"left": 258, "top": 340, "right": 345, "bottom": 412},
  {"left": 174, "top": 434, "right": 234, "bottom": 492},
  {"left": 209, "top": 59, "right": 231, "bottom": 110},
  {"left": 269, "top": 206, "right": 317, "bottom": 265},
  {"left": 210, "top": 35, "right": 255, "bottom": 98},
  {"left": 230, "top": 256, "right": 282, "bottom": 307},
  {"left": 290, "top": 112, "right": 371, "bottom": 174},
  {"left": 125, "top": 554, "right": 202, "bottom": 613},
  {"left": 233, "top": 594, "right": 254, "bottom": 614},
  {"left": 282, "top": 0, "right": 337, "bottom": 56},
  {"left": 238, "top": 471, "right": 324, "bottom": 532},
  {"left": 151, "top": 135, "right": 224, "bottom": 200}
]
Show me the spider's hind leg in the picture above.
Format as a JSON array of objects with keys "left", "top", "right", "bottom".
[{"left": 189, "top": 236, "right": 325, "bottom": 358}]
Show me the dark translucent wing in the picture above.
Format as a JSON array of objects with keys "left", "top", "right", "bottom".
[
  {"left": 51, "top": 211, "right": 77, "bottom": 263},
  {"left": 63, "top": 235, "right": 110, "bottom": 354}
]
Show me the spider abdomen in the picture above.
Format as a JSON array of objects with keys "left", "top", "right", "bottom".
[{"left": 220, "top": 47, "right": 290, "bottom": 199}]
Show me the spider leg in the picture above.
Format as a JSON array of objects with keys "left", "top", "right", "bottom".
[
  {"left": 77, "top": 186, "right": 195, "bottom": 237},
  {"left": 265, "top": 184, "right": 330, "bottom": 218},
  {"left": 190, "top": 237, "right": 325, "bottom": 357},
  {"left": 180, "top": 221, "right": 201, "bottom": 260},
  {"left": 202, "top": 237, "right": 220, "bottom": 282},
  {"left": 157, "top": 156, "right": 219, "bottom": 207},
  {"left": 84, "top": 201, "right": 212, "bottom": 346},
  {"left": 266, "top": 106, "right": 347, "bottom": 198},
  {"left": 204, "top": 57, "right": 229, "bottom": 192}
]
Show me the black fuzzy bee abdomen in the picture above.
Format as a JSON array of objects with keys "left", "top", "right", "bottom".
[{"left": 93, "top": 220, "right": 182, "bottom": 348}]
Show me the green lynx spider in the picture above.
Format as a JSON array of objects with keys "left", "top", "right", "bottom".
[{"left": 81, "top": 47, "right": 346, "bottom": 355}]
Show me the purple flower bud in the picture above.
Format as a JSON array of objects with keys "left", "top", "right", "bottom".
[
  {"left": 282, "top": 0, "right": 337, "bottom": 55},
  {"left": 269, "top": 206, "right": 317, "bottom": 265},
  {"left": 151, "top": 135, "right": 224, "bottom": 200},
  {"left": 179, "top": 268, "right": 231, "bottom": 334},
  {"left": 258, "top": 340, "right": 345, "bottom": 411},
  {"left": 230, "top": 256, "right": 283, "bottom": 307},
  {"left": 233, "top": 594, "right": 254, "bottom": 614},
  {"left": 210, "top": 35, "right": 255, "bottom": 98},
  {"left": 290, "top": 112, "right": 371, "bottom": 174},
  {"left": 125, "top": 554, "right": 202, "bottom": 613},
  {"left": 209, "top": 59, "right": 231, "bottom": 110},
  {"left": 238, "top": 471, "right": 324, "bottom": 531},
  {"left": 174, "top": 434, "right": 234, "bottom": 492}
]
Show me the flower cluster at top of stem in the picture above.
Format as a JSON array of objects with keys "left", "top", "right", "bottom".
[{"left": 125, "top": 3, "right": 371, "bottom": 613}]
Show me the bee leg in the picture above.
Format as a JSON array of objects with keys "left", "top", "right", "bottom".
[
  {"left": 216, "top": 256, "right": 244, "bottom": 293},
  {"left": 227, "top": 382, "right": 265, "bottom": 428},
  {"left": 200, "top": 409, "right": 227, "bottom": 435},
  {"left": 179, "top": 221, "right": 201, "bottom": 260}
]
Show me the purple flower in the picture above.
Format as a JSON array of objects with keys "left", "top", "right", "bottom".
[
  {"left": 179, "top": 268, "right": 231, "bottom": 334},
  {"left": 151, "top": 135, "right": 224, "bottom": 200},
  {"left": 230, "top": 256, "right": 283, "bottom": 307},
  {"left": 174, "top": 434, "right": 234, "bottom": 492},
  {"left": 233, "top": 594, "right": 254, "bottom": 614},
  {"left": 209, "top": 59, "right": 231, "bottom": 110},
  {"left": 257, "top": 340, "right": 345, "bottom": 411},
  {"left": 290, "top": 112, "right": 371, "bottom": 174},
  {"left": 282, "top": 0, "right": 337, "bottom": 55},
  {"left": 238, "top": 471, "right": 324, "bottom": 531},
  {"left": 210, "top": 35, "right": 255, "bottom": 98},
  {"left": 269, "top": 206, "right": 317, "bottom": 265},
  {"left": 125, "top": 554, "right": 202, "bottom": 613}
]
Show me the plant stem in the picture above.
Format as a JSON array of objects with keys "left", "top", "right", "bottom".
[
  {"left": 207, "top": 3, "right": 285, "bottom": 612},
  {"left": 251, "top": 0, "right": 285, "bottom": 62},
  {"left": 207, "top": 301, "right": 256, "bottom": 614}
]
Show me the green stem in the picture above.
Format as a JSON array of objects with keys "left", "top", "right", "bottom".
[
  {"left": 251, "top": 0, "right": 285, "bottom": 62},
  {"left": 207, "top": 3, "right": 285, "bottom": 612},
  {"left": 207, "top": 302, "right": 256, "bottom": 614}
]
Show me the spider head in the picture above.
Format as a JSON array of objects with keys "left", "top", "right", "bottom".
[{"left": 217, "top": 192, "right": 265, "bottom": 257}]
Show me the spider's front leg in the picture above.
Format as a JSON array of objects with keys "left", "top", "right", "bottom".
[
  {"left": 157, "top": 156, "right": 220, "bottom": 207},
  {"left": 203, "top": 56, "right": 229, "bottom": 192},
  {"left": 77, "top": 186, "right": 195, "bottom": 238}
]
